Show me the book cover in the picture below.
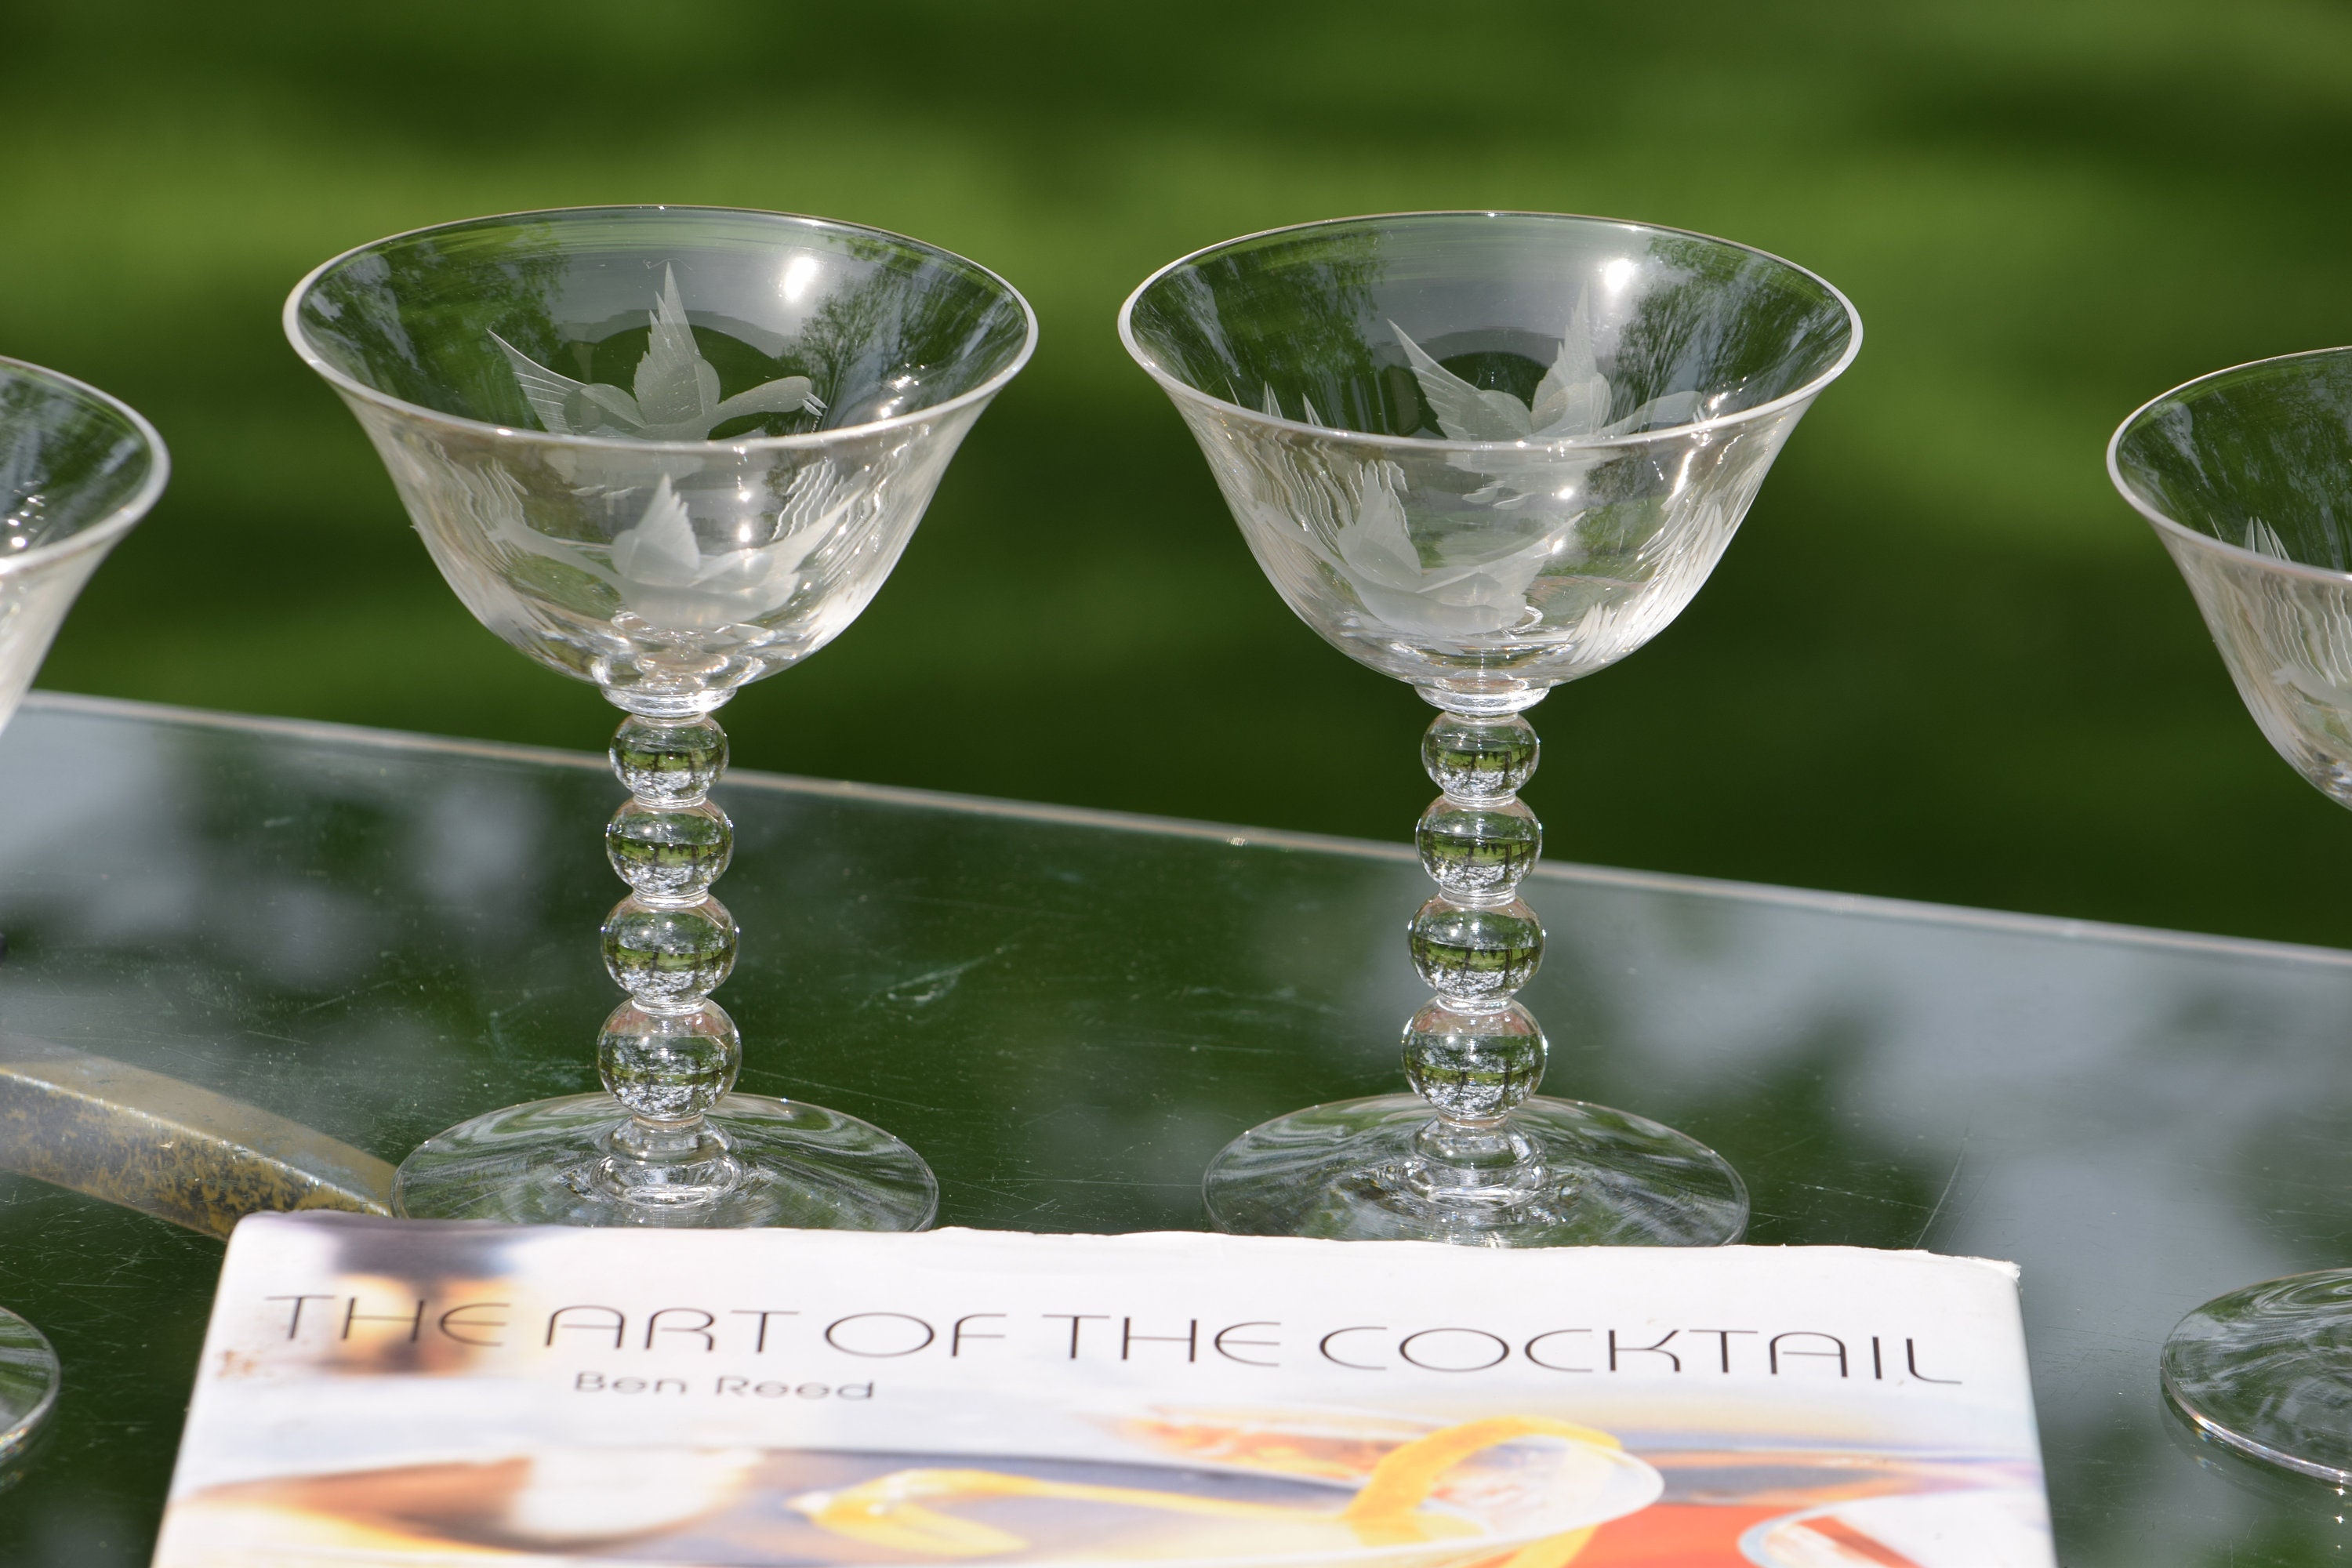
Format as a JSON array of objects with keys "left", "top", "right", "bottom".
[{"left": 153, "top": 1214, "right": 2053, "bottom": 1566}]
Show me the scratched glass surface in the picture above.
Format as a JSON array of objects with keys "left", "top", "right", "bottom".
[{"left": 5, "top": 697, "right": 2352, "bottom": 1563}]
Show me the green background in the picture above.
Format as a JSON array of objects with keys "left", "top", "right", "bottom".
[{"left": 6, "top": 0, "right": 2352, "bottom": 946}]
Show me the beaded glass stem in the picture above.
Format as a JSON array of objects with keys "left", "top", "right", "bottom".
[
  {"left": 290, "top": 206, "right": 1034, "bottom": 1228},
  {"left": 598, "top": 713, "right": 742, "bottom": 1199},
  {"left": 1200, "top": 695, "right": 1751, "bottom": 1246},
  {"left": 1402, "top": 707, "right": 1548, "bottom": 1189},
  {"left": 394, "top": 702, "right": 938, "bottom": 1227},
  {"left": 1125, "top": 212, "right": 1860, "bottom": 1246},
  {"left": 386, "top": 705, "right": 936, "bottom": 1232}
]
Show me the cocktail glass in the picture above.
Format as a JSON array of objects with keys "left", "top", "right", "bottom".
[
  {"left": 0, "top": 355, "right": 170, "bottom": 1467},
  {"left": 0, "top": 360, "right": 167, "bottom": 737},
  {"left": 1120, "top": 212, "right": 1859, "bottom": 1245},
  {"left": 287, "top": 207, "right": 1034, "bottom": 1228},
  {"left": 2111, "top": 345, "right": 2352, "bottom": 1479}
]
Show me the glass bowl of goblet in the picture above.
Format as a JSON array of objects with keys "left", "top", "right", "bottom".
[
  {"left": 287, "top": 206, "right": 1034, "bottom": 1228},
  {"left": 1120, "top": 212, "right": 1860, "bottom": 1246},
  {"left": 0, "top": 354, "right": 170, "bottom": 1470},
  {"left": 2111, "top": 344, "right": 2352, "bottom": 1479},
  {"left": 0, "top": 358, "right": 169, "bottom": 731}
]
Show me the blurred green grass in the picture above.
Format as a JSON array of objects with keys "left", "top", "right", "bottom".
[{"left": 7, "top": 0, "right": 2352, "bottom": 945}]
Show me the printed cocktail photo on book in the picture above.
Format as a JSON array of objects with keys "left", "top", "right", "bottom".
[{"left": 154, "top": 1216, "right": 2053, "bottom": 1566}]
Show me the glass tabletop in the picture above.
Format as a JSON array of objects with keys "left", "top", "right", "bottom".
[{"left": 0, "top": 693, "right": 2346, "bottom": 1563}]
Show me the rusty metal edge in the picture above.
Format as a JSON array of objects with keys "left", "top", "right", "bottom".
[{"left": 0, "top": 1033, "right": 394, "bottom": 1239}]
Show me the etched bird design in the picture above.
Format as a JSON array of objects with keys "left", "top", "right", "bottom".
[
  {"left": 604, "top": 473, "right": 823, "bottom": 626},
  {"left": 492, "top": 265, "right": 825, "bottom": 441},
  {"left": 1248, "top": 384, "right": 1563, "bottom": 635},
  {"left": 1389, "top": 292, "right": 1705, "bottom": 443}
]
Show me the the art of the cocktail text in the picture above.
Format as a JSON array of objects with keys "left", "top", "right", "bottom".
[{"left": 253, "top": 1293, "right": 1964, "bottom": 1384}]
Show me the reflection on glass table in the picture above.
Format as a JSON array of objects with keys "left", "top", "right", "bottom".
[{"left": 4, "top": 693, "right": 2352, "bottom": 1563}]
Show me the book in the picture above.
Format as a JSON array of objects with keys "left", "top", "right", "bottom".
[{"left": 154, "top": 1213, "right": 2054, "bottom": 1566}]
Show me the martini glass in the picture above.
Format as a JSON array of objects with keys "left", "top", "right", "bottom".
[
  {"left": 287, "top": 207, "right": 1034, "bottom": 1228},
  {"left": 1120, "top": 212, "right": 1860, "bottom": 1246},
  {"left": 2111, "top": 345, "right": 2352, "bottom": 1479},
  {"left": 0, "top": 356, "right": 170, "bottom": 1470}
]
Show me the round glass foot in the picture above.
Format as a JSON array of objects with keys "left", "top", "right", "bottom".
[
  {"left": 1203, "top": 1092, "right": 1747, "bottom": 1246},
  {"left": 2161, "top": 1269, "right": 2352, "bottom": 1482},
  {"left": 0, "top": 1309, "right": 58, "bottom": 1486},
  {"left": 394, "top": 1092, "right": 938, "bottom": 1229}
]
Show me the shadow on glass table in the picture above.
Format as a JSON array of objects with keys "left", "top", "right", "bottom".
[{"left": 1, "top": 691, "right": 2350, "bottom": 1562}]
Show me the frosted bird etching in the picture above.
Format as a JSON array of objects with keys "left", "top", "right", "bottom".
[
  {"left": 492, "top": 267, "right": 824, "bottom": 441},
  {"left": 1388, "top": 293, "right": 1706, "bottom": 445},
  {"left": 601, "top": 474, "right": 832, "bottom": 627},
  {"left": 404, "top": 454, "right": 863, "bottom": 633},
  {"left": 2237, "top": 516, "right": 2352, "bottom": 727},
  {"left": 1254, "top": 416, "right": 1555, "bottom": 639},
  {"left": 1237, "top": 302, "right": 1686, "bottom": 641},
  {"left": 426, "top": 267, "right": 868, "bottom": 632},
  {"left": 1222, "top": 299, "right": 1750, "bottom": 651}
]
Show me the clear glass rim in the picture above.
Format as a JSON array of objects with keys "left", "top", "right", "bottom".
[
  {"left": 282, "top": 203, "right": 1040, "bottom": 456},
  {"left": 0, "top": 354, "right": 171, "bottom": 578},
  {"left": 1116, "top": 209, "right": 1864, "bottom": 455},
  {"left": 2108, "top": 343, "right": 2352, "bottom": 586}
]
